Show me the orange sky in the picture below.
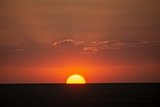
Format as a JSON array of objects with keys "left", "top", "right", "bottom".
[{"left": 0, "top": 0, "right": 160, "bottom": 83}]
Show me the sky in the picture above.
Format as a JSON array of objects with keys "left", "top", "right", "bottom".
[{"left": 0, "top": 0, "right": 160, "bottom": 83}]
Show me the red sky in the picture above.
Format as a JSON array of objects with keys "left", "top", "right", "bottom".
[{"left": 0, "top": 0, "right": 160, "bottom": 83}]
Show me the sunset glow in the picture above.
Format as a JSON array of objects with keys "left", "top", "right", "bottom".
[{"left": 0, "top": 0, "right": 160, "bottom": 83}]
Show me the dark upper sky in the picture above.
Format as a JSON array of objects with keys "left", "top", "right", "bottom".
[
  {"left": 0, "top": 0, "right": 160, "bottom": 83},
  {"left": 0, "top": 0, "right": 160, "bottom": 44}
]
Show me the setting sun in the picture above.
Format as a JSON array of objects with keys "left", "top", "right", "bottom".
[{"left": 66, "top": 74, "right": 86, "bottom": 84}]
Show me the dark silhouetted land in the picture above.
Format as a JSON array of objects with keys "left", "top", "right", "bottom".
[{"left": 0, "top": 83, "right": 159, "bottom": 107}]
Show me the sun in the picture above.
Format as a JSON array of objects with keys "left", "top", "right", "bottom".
[{"left": 66, "top": 74, "right": 86, "bottom": 84}]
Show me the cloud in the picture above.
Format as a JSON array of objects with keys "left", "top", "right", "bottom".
[
  {"left": 53, "top": 39, "right": 75, "bottom": 47},
  {"left": 81, "top": 39, "right": 160, "bottom": 54},
  {"left": 83, "top": 47, "right": 98, "bottom": 54},
  {"left": 0, "top": 39, "right": 160, "bottom": 67},
  {"left": 52, "top": 39, "right": 85, "bottom": 53},
  {"left": 0, "top": 39, "right": 160, "bottom": 55}
]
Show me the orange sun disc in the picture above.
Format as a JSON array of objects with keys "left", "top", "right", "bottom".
[{"left": 66, "top": 74, "right": 86, "bottom": 84}]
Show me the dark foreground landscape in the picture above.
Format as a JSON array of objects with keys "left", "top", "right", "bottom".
[{"left": 0, "top": 83, "right": 160, "bottom": 107}]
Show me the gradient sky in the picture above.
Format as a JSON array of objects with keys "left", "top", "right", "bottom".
[{"left": 0, "top": 0, "right": 160, "bottom": 83}]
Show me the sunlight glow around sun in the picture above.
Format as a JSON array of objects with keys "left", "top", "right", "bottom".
[{"left": 66, "top": 74, "right": 86, "bottom": 84}]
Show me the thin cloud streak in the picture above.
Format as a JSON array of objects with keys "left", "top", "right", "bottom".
[{"left": 0, "top": 39, "right": 160, "bottom": 54}]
